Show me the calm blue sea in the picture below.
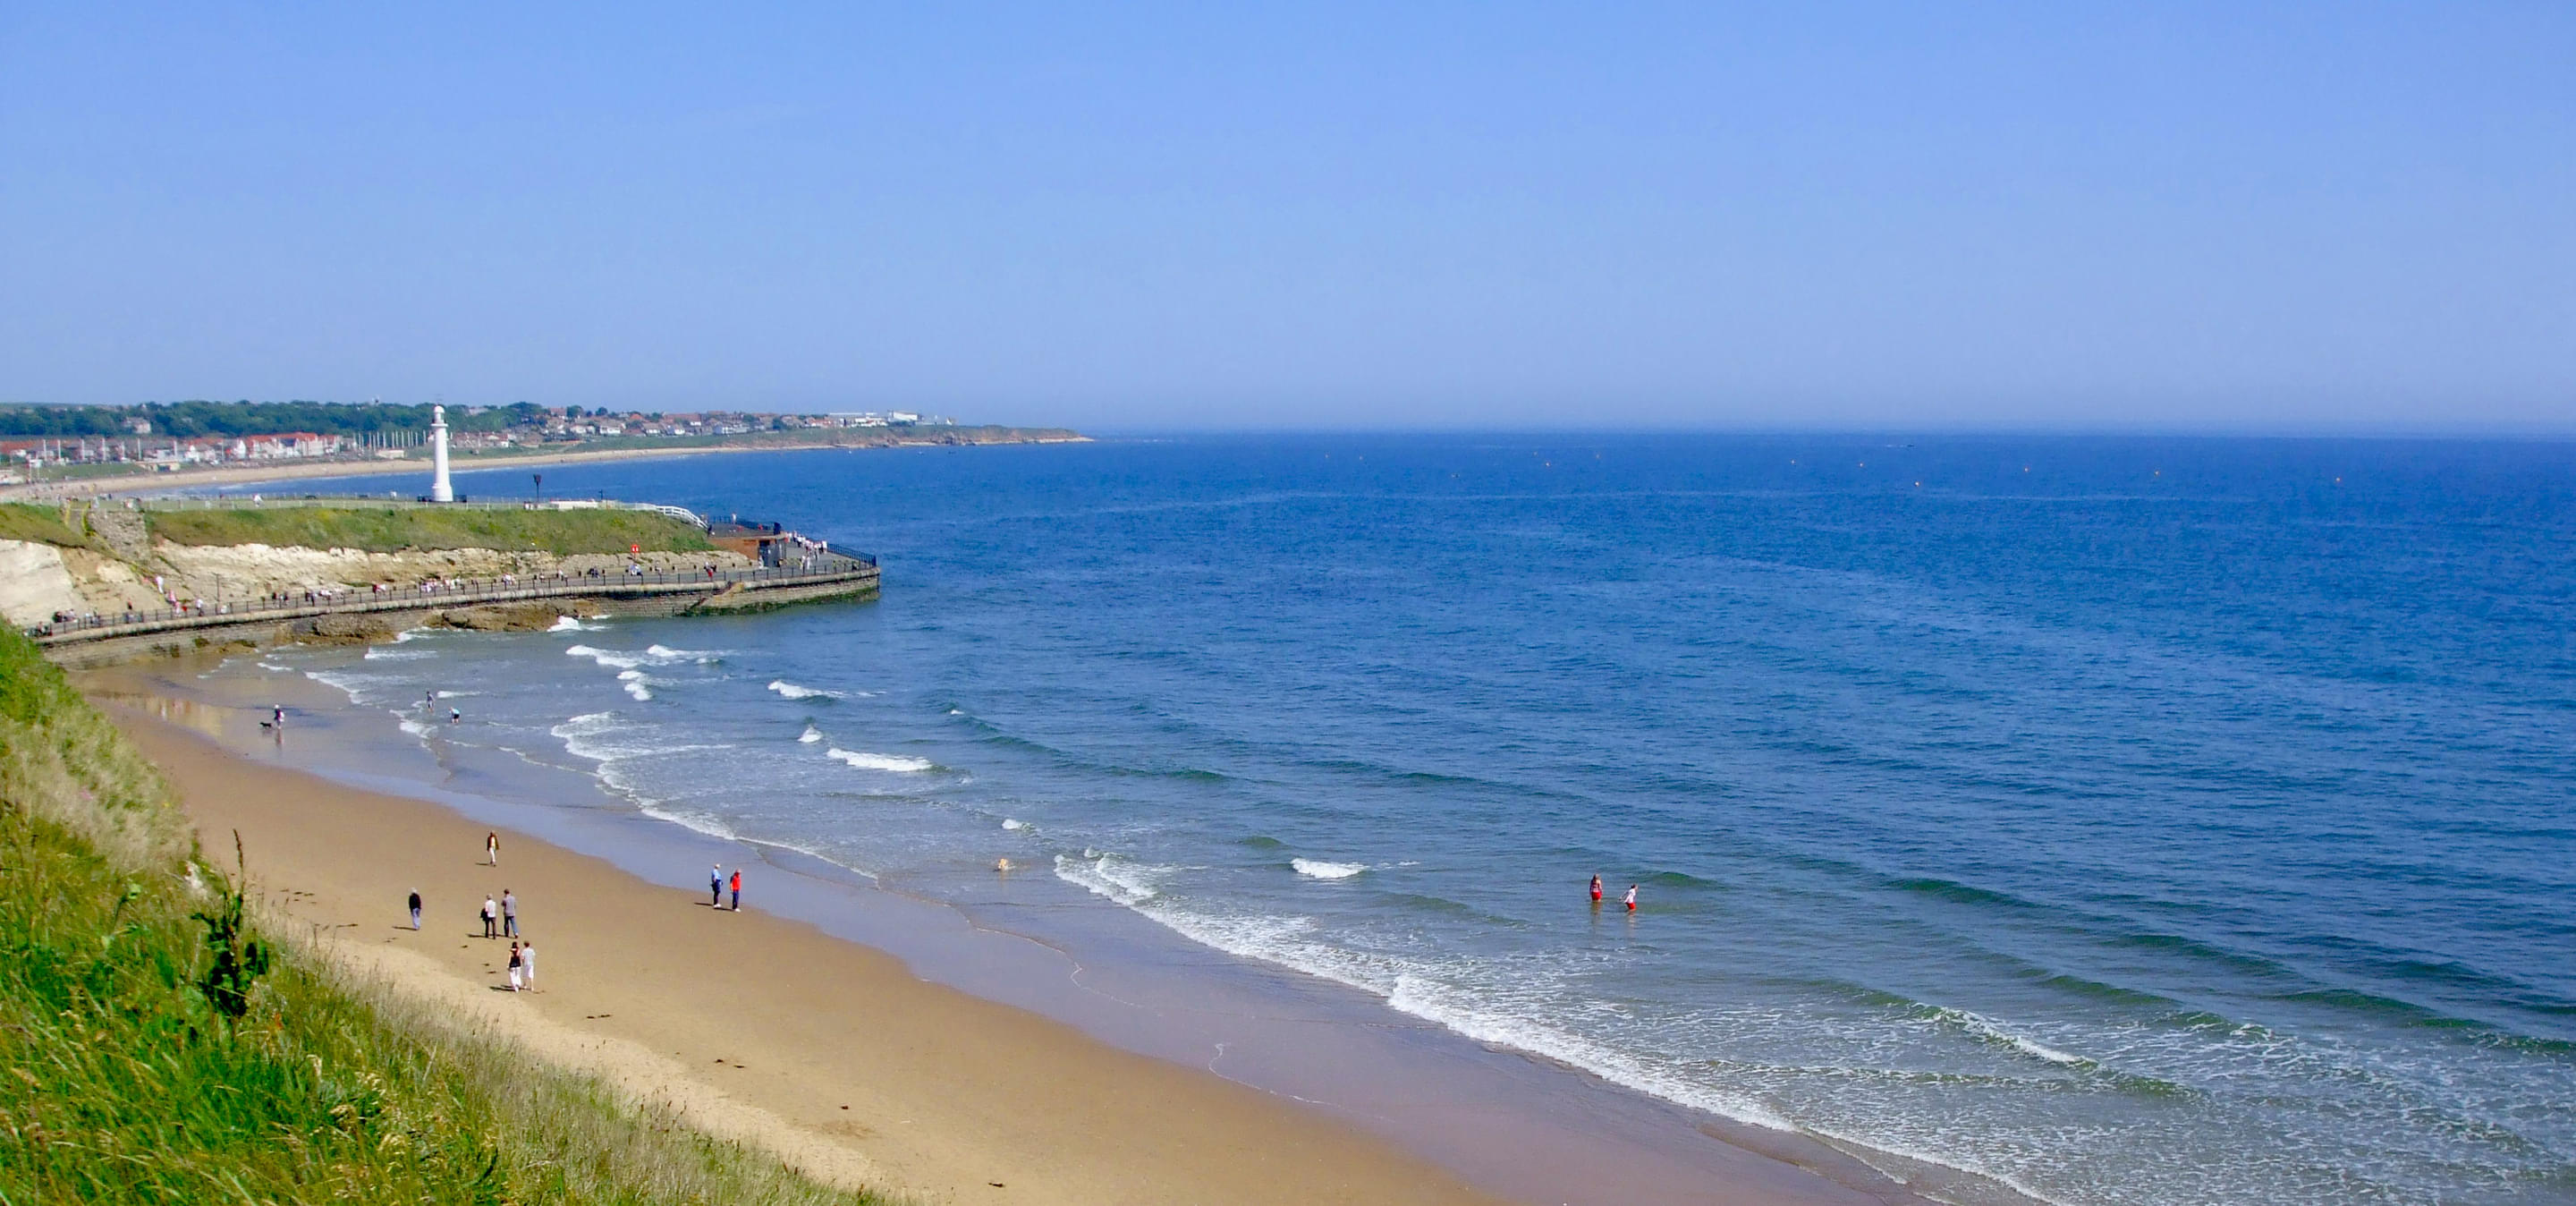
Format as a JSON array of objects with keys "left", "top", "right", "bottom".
[{"left": 236, "top": 435, "right": 2575, "bottom": 1204}]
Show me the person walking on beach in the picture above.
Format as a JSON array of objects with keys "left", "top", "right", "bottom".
[
  {"left": 729, "top": 869, "right": 742, "bottom": 912},
  {"left": 506, "top": 941, "right": 524, "bottom": 992},
  {"left": 408, "top": 889, "right": 422, "bottom": 930},
  {"left": 710, "top": 863, "right": 724, "bottom": 907},
  {"left": 272, "top": 704, "right": 285, "bottom": 729},
  {"left": 486, "top": 832, "right": 499, "bottom": 866},
  {"left": 1623, "top": 885, "right": 1639, "bottom": 913},
  {"left": 501, "top": 889, "right": 519, "bottom": 938},
  {"left": 480, "top": 894, "right": 498, "bottom": 938},
  {"left": 1589, "top": 876, "right": 1604, "bottom": 904},
  {"left": 521, "top": 941, "right": 537, "bottom": 992}
]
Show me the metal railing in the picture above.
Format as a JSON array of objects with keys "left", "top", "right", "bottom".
[{"left": 25, "top": 552, "right": 877, "bottom": 644}]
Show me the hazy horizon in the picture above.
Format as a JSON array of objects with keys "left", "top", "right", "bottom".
[{"left": 4, "top": 4, "right": 2571, "bottom": 432}]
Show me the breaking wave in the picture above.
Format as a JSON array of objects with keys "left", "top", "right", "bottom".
[
  {"left": 1291, "top": 858, "right": 1368, "bottom": 879},
  {"left": 825, "top": 748, "right": 935, "bottom": 773}
]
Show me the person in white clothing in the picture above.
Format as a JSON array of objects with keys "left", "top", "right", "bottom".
[{"left": 521, "top": 941, "right": 536, "bottom": 992}]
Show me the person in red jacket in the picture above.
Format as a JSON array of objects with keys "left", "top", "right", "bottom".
[{"left": 729, "top": 869, "right": 742, "bottom": 911}]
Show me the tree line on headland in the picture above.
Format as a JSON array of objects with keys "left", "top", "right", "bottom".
[{"left": 0, "top": 401, "right": 549, "bottom": 438}]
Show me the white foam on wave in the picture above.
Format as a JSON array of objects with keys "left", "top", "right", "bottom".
[
  {"left": 565, "top": 644, "right": 644, "bottom": 669},
  {"left": 548, "top": 712, "right": 737, "bottom": 839},
  {"left": 1001, "top": 818, "right": 1026, "bottom": 830},
  {"left": 768, "top": 680, "right": 843, "bottom": 701},
  {"left": 798, "top": 725, "right": 824, "bottom": 743},
  {"left": 1927, "top": 1006, "right": 2089, "bottom": 1067},
  {"left": 566, "top": 643, "right": 722, "bottom": 671},
  {"left": 825, "top": 748, "right": 934, "bottom": 773},
  {"left": 1055, "top": 853, "right": 1170, "bottom": 905},
  {"left": 304, "top": 668, "right": 373, "bottom": 701},
  {"left": 623, "top": 678, "right": 653, "bottom": 701},
  {"left": 1291, "top": 858, "right": 1368, "bottom": 879},
  {"left": 256, "top": 661, "right": 290, "bottom": 672},
  {"left": 645, "top": 643, "right": 720, "bottom": 663},
  {"left": 547, "top": 616, "right": 604, "bottom": 633},
  {"left": 1051, "top": 855, "right": 1801, "bottom": 1137},
  {"left": 364, "top": 646, "right": 436, "bottom": 661}
]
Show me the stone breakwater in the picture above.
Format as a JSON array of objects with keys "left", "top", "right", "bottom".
[
  {"left": 31, "top": 558, "right": 880, "bottom": 669},
  {"left": 0, "top": 537, "right": 756, "bottom": 629}
]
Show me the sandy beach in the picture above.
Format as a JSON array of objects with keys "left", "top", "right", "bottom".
[{"left": 105, "top": 705, "right": 1508, "bottom": 1206}]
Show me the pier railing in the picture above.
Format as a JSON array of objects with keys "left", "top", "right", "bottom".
[{"left": 23, "top": 552, "right": 877, "bottom": 646}]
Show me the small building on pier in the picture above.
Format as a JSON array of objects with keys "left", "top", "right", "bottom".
[{"left": 708, "top": 519, "right": 792, "bottom": 566}]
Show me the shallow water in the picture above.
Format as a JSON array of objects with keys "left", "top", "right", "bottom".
[{"left": 217, "top": 435, "right": 2576, "bottom": 1204}]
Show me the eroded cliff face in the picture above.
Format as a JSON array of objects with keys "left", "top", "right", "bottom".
[
  {"left": 1, "top": 538, "right": 751, "bottom": 627},
  {"left": 0, "top": 539, "right": 88, "bottom": 626}
]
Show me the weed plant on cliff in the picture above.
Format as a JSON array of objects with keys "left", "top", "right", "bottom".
[{"left": 0, "top": 626, "right": 877, "bottom": 1205}]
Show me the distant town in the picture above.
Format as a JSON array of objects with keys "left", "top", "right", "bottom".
[{"left": 0, "top": 401, "right": 1078, "bottom": 486}]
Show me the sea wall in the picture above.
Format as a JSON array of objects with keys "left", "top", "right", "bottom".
[{"left": 38, "top": 569, "right": 879, "bottom": 669}]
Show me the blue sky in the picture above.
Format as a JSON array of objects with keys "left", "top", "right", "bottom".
[{"left": 3, "top": 4, "right": 2570, "bottom": 430}]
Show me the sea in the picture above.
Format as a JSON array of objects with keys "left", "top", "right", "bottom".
[{"left": 199, "top": 434, "right": 2573, "bottom": 1205}]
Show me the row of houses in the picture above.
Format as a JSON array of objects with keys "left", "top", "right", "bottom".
[
  {"left": 3, "top": 432, "right": 347, "bottom": 470},
  {"left": 535, "top": 410, "right": 951, "bottom": 439}
]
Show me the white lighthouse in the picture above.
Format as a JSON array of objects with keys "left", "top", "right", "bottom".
[{"left": 429, "top": 404, "right": 454, "bottom": 503}]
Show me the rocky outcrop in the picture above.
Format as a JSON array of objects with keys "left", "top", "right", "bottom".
[
  {"left": 306, "top": 614, "right": 403, "bottom": 643},
  {"left": 428, "top": 603, "right": 593, "bottom": 632}
]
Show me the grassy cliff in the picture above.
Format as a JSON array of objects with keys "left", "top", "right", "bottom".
[
  {"left": 146, "top": 505, "right": 716, "bottom": 556},
  {"left": 0, "top": 501, "right": 96, "bottom": 549},
  {"left": 0, "top": 626, "right": 877, "bottom": 1204}
]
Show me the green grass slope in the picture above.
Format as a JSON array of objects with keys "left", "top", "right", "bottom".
[
  {"left": 146, "top": 506, "right": 716, "bottom": 556},
  {"left": 0, "top": 502, "right": 96, "bottom": 549},
  {"left": 0, "top": 626, "right": 877, "bottom": 1205}
]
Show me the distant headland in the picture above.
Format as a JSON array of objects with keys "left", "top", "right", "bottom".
[{"left": 0, "top": 400, "right": 1086, "bottom": 499}]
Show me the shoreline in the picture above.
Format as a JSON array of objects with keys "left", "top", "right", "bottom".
[
  {"left": 88, "top": 660, "right": 1958, "bottom": 1206},
  {"left": 0, "top": 432, "right": 1092, "bottom": 501},
  {"left": 102, "top": 697, "right": 1507, "bottom": 1206}
]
